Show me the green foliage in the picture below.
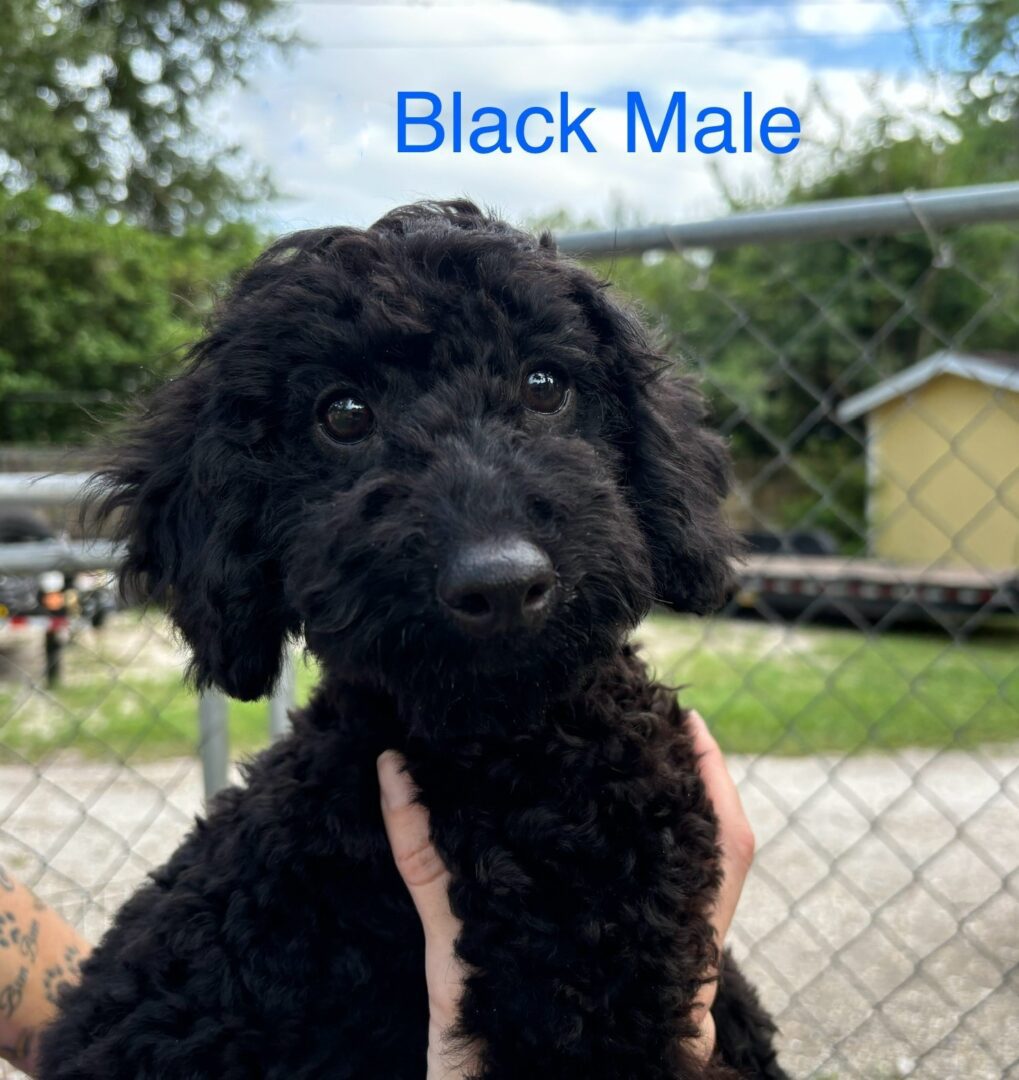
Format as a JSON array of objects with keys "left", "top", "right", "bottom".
[
  {"left": 0, "top": 187, "right": 262, "bottom": 442},
  {"left": 603, "top": 220, "right": 1019, "bottom": 441},
  {"left": 601, "top": 209, "right": 1019, "bottom": 545},
  {"left": 954, "top": 0, "right": 1019, "bottom": 123},
  {"left": 0, "top": 0, "right": 289, "bottom": 230},
  {"left": 594, "top": 1, "right": 1019, "bottom": 548}
]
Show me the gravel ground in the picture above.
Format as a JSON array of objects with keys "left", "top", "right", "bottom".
[{"left": 0, "top": 746, "right": 1015, "bottom": 1079}]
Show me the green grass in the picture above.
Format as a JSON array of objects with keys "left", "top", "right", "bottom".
[
  {"left": 0, "top": 659, "right": 321, "bottom": 765},
  {"left": 640, "top": 612, "right": 1019, "bottom": 755},
  {"left": 0, "top": 618, "right": 321, "bottom": 765},
  {"left": 0, "top": 612, "right": 1016, "bottom": 763}
]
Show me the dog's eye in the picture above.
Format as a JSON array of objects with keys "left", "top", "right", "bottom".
[
  {"left": 521, "top": 369, "right": 570, "bottom": 414},
  {"left": 320, "top": 396, "right": 374, "bottom": 443}
]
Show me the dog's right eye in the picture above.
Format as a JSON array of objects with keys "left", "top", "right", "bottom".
[
  {"left": 521, "top": 369, "right": 570, "bottom": 414},
  {"left": 319, "top": 395, "right": 375, "bottom": 443}
]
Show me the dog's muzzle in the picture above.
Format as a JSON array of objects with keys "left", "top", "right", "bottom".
[{"left": 437, "top": 538, "right": 557, "bottom": 638}]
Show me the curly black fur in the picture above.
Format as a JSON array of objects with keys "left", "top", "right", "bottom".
[{"left": 39, "top": 200, "right": 786, "bottom": 1079}]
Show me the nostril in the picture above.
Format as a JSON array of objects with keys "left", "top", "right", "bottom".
[
  {"left": 523, "top": 579, "right": 551, "bottom": 610},
  {"left": 455, "top": 592, "right": 492, "bottom": 619}
]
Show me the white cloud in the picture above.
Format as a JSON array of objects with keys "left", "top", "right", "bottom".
[
  {"left": 210, "top": 0, "right": 946, "bottom": 234},
  {"left": 792, "top": 0, "right": 903, "bottom": 37}
]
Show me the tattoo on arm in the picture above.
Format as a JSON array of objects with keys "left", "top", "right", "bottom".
[
  {"left": 0, "top": 912, "right": 38, "bottom": 965},
  {"left": 64, "top": 944, "right": 82, "bottom": 978},
  {"left": 0, "top": 967, "right": 28, "bottom": 1019},
  {"left": 42, "top": 948, "right": 83, "bottom": 1007},
  {"left": 43, "top": 963, "right": 75, "bottom": 1008},
  {"left": 0, "top": 866, "right": 90, "bottom": 1074},
  {"left": 0, "top": 1026, "right": 35, "bottom": 1071},
  {"left": 12, "top": 919, "right": 39, "bottom": 964}
]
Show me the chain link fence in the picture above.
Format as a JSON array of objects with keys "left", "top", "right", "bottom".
[
  {"left": 1, "top": 184, "right": 1017, "bottom": 1078},
  {"left": 562, "top": 184, "right": 1019, "bottom": 1080}
]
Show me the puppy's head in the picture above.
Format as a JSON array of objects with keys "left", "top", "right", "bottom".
[{"left": 100, "top": 201, "right": 736, "bottom": 713}]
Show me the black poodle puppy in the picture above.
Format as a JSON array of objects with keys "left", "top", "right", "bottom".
[{"left": 39, "top": 201, "right": 786, "bottom": 1079}]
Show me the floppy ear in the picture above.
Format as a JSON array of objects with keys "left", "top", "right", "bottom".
[
  {"left": 564, "top": 268, "right": 739, "bottom": 613},
  {"left": 95, "top": 357, "right": 297, "bottom": 701},
  {"left": 628, "top": 370, "right": 739, "bottom": 614}
]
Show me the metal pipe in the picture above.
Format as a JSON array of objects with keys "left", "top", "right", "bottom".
[
  {"left": 0, "top": 539, "right": 123, "bottom": 574},
  {"left": 556, "top": 182, "right": 1019, "bottom": 256},
  {"left": 0, "top": 473, "right": 95, "bottom": 505},
  {"left": 198, "top": 690, "right": 230, "bottom": 800}
]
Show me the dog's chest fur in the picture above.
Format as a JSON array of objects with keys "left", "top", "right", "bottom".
[
  {"left": 408, "top": 650, "right": 723, "bottom": 1078},
  {"left": 39, "top": 649, "right": 721, "bottom": 1080}
]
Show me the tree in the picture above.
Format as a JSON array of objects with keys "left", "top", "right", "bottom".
[
  {"left": 0, "top": 0, "right": 289, "bottom": 231},
  {"left": 0, "top": 187, "right": 263, "bottom": 442},
  {"left": 953, "top": 0, "right": 1019, "bottom": 124},
  {"left": 596, "top": 1, "right": 1019, "bottom": 547}
]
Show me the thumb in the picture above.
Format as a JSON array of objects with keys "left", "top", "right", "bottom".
[
  {"left": 378, "top": 752, "right": 477, "bottom": 1078},
  {"left": 377, "top": 751, "right": 461, "bottom": 963}
]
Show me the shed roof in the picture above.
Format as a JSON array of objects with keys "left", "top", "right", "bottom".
[{"left": 836, "top": 351, "right": 1019, "bottom": 422}]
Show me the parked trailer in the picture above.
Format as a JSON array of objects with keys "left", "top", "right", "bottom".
[{"left": 735, "top": 554, "right": 1019, "bottom": 626}]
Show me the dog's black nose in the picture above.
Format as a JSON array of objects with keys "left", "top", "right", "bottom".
[{"left": 438, "top": 539, "right": 556, "bottom": 636}]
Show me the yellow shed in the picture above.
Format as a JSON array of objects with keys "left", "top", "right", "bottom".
[{"left": 837, "top": 351, "right": 1019, "bottom": 571}]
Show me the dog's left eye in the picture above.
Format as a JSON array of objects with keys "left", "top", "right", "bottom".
[
  {"left": 319, "top": 395, "right": 375, "bottom": 443},
  {"left": 521, "top": 369, "right": 570, "bottom": 414}
]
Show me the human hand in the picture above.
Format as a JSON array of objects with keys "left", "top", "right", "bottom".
[
  {"left": 377, "top": 752, "right": 480, "bottom": 1080},
  {"left": 686, "top": 709, "right": 756, "bottom": 1063}
]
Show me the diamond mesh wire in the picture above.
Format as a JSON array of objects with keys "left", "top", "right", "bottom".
[
  {"left": 632, "top": 213, "right": 1019, "bottom": 1079},
  {"left": 0, "top": 200, "right": 1016, "bottom": 1080}
]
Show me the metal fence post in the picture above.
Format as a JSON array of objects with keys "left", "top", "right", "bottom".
[
  {"left": 198, "top": 690, "right": 229, "bottom": 800},
  {"left": 268, "top": 648, "right": 296, "bottom": 740}
]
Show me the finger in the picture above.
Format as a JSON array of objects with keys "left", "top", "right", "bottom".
[
  {"left": 688, "top": 709, "right": 744, "bottom": 826},
  {"left": 377, "top": 752, "right": 461, "bottom": 951},
  {"left": 687, "top": 711, "right": 754, "bottom": 935},
  {"left": 378, "top": 754, "right": 475, "bottom": 1075}
]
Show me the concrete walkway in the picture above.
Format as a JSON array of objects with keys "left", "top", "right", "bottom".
[{"left": 0, "top": 746, "right": 1015, "bottom": 1079}]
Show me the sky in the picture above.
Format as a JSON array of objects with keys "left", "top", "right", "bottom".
[{"left": 214, "top": 0, "right": 957, "bottom": 233}]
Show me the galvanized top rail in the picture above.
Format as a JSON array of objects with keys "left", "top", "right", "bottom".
[
  {"left": 0, "top": 472, "right": 94, "bottom": 505},
  {"left": 0, "top": 538, "right": 122, "bottom": 574},
  {"left": 0, "top": 473, "right": 118, "bottom": 572},
  {"left": 556, "top": 182, "right": 1019, "bottom": 256}
]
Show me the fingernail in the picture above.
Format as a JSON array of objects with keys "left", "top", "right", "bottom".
[{"left": 377, "top": 751, "right": 413, "bottom": 811}]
